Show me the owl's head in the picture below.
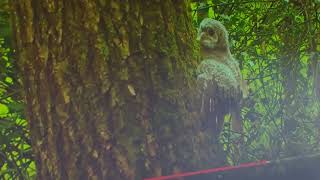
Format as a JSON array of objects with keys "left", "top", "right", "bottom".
[{"left": 197, "top": 18, "right": 229, "bottom": 51}]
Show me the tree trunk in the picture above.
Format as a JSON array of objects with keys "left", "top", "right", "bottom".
[{"left": 10, "top": 1, "right": 223, "bottom": 179}]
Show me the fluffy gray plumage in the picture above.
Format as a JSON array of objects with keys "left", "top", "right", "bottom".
[{"left": 197, "top": 18, "right": 244, "bottom": 137}]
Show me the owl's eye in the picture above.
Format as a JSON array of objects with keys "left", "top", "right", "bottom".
[{"left": 208, "top": 29, "right": 215, "bottom": 36}]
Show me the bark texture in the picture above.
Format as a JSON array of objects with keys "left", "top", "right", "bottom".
[{"left": 11, "top": 0, "right": 223, "bottom": 179}]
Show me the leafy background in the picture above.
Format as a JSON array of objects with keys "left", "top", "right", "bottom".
[
  {"left": 0, "top": 0, "right": 319, "bottom": 179},
  {"left": 1, "top": 0, "right": 35, "bottom": 179},
  {"left": 191, "top": 0, "right": 320, "bottom": 163}
]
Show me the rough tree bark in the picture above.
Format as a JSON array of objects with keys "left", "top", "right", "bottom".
[{"left": 11, "top": 0, "right": 223, "bottom": 179}]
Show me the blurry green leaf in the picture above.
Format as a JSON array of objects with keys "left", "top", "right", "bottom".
[
  {"left": 0, "top": 118, "right": 14, "bottom": 129},
  {"left": 0, "top": 104, "right": 9, "bottom": 115},
  {"left": 220, "top": 14, "right": 231, "bottom": 20},
  {"left": 6, "top": 102, "right": 24, "bottom": 113},
  {"left": 4, "top": 77, "right": 12, "bottom": 84}
]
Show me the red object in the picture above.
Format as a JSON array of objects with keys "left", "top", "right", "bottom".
[{"left": 144, "top": 160, "right": 270, "bottom": 180}]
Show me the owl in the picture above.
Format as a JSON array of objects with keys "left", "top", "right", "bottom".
[{"left": 196, "top": 18, "right": 247, "bottom": 139}]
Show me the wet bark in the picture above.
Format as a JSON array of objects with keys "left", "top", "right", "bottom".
[{"left": 11, "top": 0, "right": 223, "bottom": 179}]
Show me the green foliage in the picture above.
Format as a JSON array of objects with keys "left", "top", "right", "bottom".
[
  {"left": 0, "top": 12, "right": 35, "bottom": 180},
  {"left": 192, "top": 0, "right": 320, "bottom": 163},
  {"left": 0, "top": 0, "right": 11, "bottom": 44},
  {"left": 1, "top": 1, "right": 35, "bottom": 178}
]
